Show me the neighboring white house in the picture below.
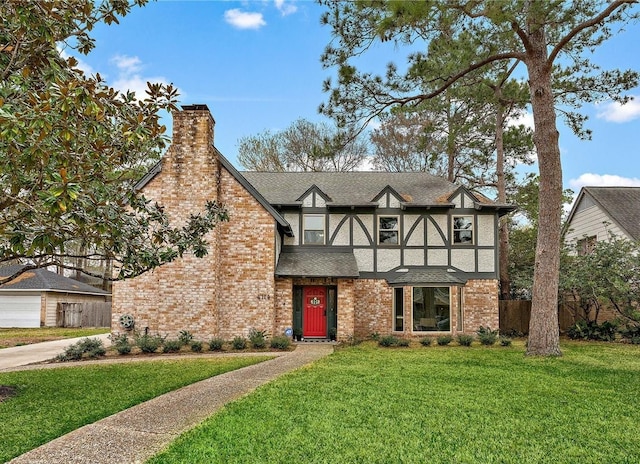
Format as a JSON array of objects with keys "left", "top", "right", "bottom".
[
  {"left": 0, "top": 265, "right": 110, "bottom": 328},
  {"left": 564, "top": 186, "right": 640, "bottom": 254}
]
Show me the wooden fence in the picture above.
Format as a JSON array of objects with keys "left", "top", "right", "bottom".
[
  {"left": 499, "top": 301, "right": 582, "bottom": 335},
  {"left": 56, "top": 302, "right": 112, "bottom": 328}
]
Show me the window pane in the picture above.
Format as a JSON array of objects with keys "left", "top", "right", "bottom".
[
  {"left": 305, "top": 215, "right": 324, "bottom": 230},
  {"left": 394, "top": 287, "right": 404, "bottom": 331},
  {"left": 379, "top": 216, "right": 398, "bottom": 230},
  {"left": 453, "top": 216, "right": 473, "bottom": 244},
  {"left": 454, "top": 216, "right": 472, "bottom": 230},
  {"left": 304, "top": 230, "right": 325, "bottom": 245},
  {"left": 454, "top": 230, "right": 473, "bottom": 243},
  {"left": 379, "top": 231, "right": 398, "bottom": 244},
  {"left": 412, "top": 287, "right": 451, "bottom": 332}
]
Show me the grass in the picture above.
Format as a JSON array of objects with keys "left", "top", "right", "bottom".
[
  {"left": 0, "top": 327, "right": 110, "bottom": 348},
  {"left": 0, "top": 356, "right": 271, "bottom": 462},
  {"left": 149, "top": 341, "right": 640, "bottom": 464}
]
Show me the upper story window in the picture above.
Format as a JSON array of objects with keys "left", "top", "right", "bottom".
[
  {"left": 379, "top": 216, "right": 399, "bottom": 245},
  {"left": 453, "top": 216, "right": 473, "bottom": 244},
  {"left": 303, "top": 214, "right": 325, "bottom": 245},
  {"left": 577, "top": 235, "right": 597, "bottom": 255}
]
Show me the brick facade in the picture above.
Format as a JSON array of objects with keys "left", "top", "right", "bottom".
[{"left": 112, "top": 106, "right": 501, "bottom": 342}]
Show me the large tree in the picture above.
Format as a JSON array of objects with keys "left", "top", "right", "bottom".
[
  {"left": 238, "top": 118, "right": 369, "bottom": 172},
  {"left": 0, "top": 0, "right": 227, "bottom": 285},
  {"left": 319, "top": 0, "right": 639, "bottom": 356}
]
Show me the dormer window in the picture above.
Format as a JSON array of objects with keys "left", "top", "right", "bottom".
[
  {"left": 453, "top": 216, "right": 473, "bottom": 244},
  {"left": 303, "top": 214, "right": 325, "bottom": 245},
  {"left": 379, "top": 216, "right": 399, "bottom": 245}
]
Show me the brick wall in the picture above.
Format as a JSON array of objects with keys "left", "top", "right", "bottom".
[
  {"left": 353, "top": 279, "right": 393, "bottom": 338},
  {"left": 461, "top": 279, "right": 500, "bottom": 333},
  {"left": 112, "top": 106, "right": 277, "bottom": 341}
]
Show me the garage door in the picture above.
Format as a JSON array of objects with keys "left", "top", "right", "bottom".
[{"left": 0, "top": 295, "right": 41, "bottom": 328}]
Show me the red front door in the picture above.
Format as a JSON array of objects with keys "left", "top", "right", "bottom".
[{"left": 303, "top": 286, "right": 327, "bottom": 337}]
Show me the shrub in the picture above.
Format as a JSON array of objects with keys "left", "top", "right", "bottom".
[
  {"left": 420, "top": 337, "right": 433, "bottom": 347},
  {"left": 249, "top": 328, "right": 268, "bottom": 349},
  {"left": 56, "top": 337, "right": 106, "bottom": 361},
  {"left": 369, "top": 332, "right": 381, "bottom": 341},
  {"left": 190, "top": 341, "right": 203, "bottom": 352},
  {"left": 619, "top": 324, "right": 640, "bottom": 343},
  {"left": 178, "top": 330, "right": 194, "bottom": 346},
  {"left": 136, "top": 334, "right": 164, "bottom": 353},
  {"left": 232, "top": 336, "right": 247, "bottom": 350},
  {"left": 457, "top": 334, "right": 474, "bottom": 347},
  {"left": 270, "top": 336, "right": 291, "bottom": 350},
  {"left": 567, "top": 320, "right": 617, "bottom": 342},
  {"left": 208, "top": 337, "right": 225, "bottom": 351},
  {"left": 162, "top": 339, "right": 182, "bottom": 353},
  {"left": 500, "top": 336, "right": 513, "bottom": 347},
  {"left": 111, "top": 333, "right": 132, "bottom": 355},
  {"left": 477, "top": 326, "right": 498, "bottom": 346},
  {"left": 436, "top": 335, "right": 453, "bottom": 346},
  {"left": 379, "top": 335, "right": 399, "bottom": 347},
  {"left": 396, "top": 338, "right": 410, "bottom": 347}
]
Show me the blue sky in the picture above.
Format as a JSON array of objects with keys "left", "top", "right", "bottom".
[{"left": 71, "top": 0, "right": 640, "bottom": 196}]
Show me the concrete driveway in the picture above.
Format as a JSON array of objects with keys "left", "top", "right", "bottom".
[{"left": 0, "top": 333, "right": 111, "bottom": 371}]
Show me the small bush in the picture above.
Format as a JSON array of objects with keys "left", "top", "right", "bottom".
[
  {"left": 500, "top": 336, "right": 513, "bottom": 347},
  {"left": 56, "top": 338, "right": 106, "bottom": 361},
  {"left": 249, "top": 328, "right": 268, "bottom": 349},
  {"left": 396, "top": 338, "right": 410, "bottom": 347},
  {"left": 208, "top": 337, "right": 225, "bottom": 351},
  {"left": 232, "top": 336, "right": 247, "bottom": 350},
  {"left": 477, "top": 326, "right": 498, "bottom": 346},
  {"left": 437, "top": 335, "right": 453, "bottom": 346},
  {"left": 420, "top": 337, "right": 433, "bottom": 347},
  {"left": 190, "top": 341, "right": 203, "bottom": 352},
  {"left": 457, "top": 334, "right": 474, "bottom": 347},
  {"left": 110, "top": 333, "right": 131, "bottom": 355},
  {"left": 136, "top": 334, "right": 164, "bottom": 353},
  {"left": 178, "top": 330, "right": 194, "bottom": 346},
  {"left": 162, "top": 339, "right": 182, "bottom": 353},
  {"left": 379, "top": 335, "right": 400, "bottom": 347},
  {"left": 369, "top": 332, "right": 381, "bottom": 341},
  {"left": 270, "top": 336, "right": 291, "bottom": 350},
  {"left": 567, "top": 320, "right": 617, "bottom": 342}
]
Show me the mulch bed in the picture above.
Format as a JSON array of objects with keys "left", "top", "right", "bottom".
[{"left": 0, "top": 385, "right": 17, "bottom": 402}]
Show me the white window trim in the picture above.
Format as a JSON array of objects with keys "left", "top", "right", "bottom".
[
  {"left": 303, "top": 214, "right": 325, "bottom": 245},
  {"left": 378, "top": 215, "right": 400, "bottom": 245},
  {"left": 452, "top": 215, "right": 474, "bottom": 245}
]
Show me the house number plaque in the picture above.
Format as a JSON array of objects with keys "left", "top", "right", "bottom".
[{"left": 310, "top": 297, "right": 320, "bottom": 305}]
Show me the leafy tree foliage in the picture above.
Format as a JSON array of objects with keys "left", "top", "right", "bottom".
[
  {"left": 0, "top": 1, "right": 227, "bottom": 284},
  {"left": 560, "top": 236, "right": 640, "bottom": 326},
  {"left": 237, "top": 118, "right": 368, "bottom": 172},
  {"left": 319, "top": 0, "right": 639, "bottom": 356}
]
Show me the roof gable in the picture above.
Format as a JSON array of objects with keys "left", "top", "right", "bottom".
[
  {"left": 0, "top": 265, "right": 109, "bottom": 295},
  {"left": 578, "top": 187, "right": 640, "bottom": 240}
]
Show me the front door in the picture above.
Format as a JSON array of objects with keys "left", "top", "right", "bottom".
[{"left": 303, "top": 286, "right": 327, "bottom": 337}]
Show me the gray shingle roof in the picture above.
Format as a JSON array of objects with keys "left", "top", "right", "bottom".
[
  {"left": 241, "top": 171, "right": 459, "bottom": 207},
  {"left": 276, "top": 252, "right": 359, "bottom": 278},
  {"left": 585, "top": 187, "right": 640, "bottom": 240},
  {"left": 0, "top": 265, "right": 109, "bottom": 295},
  {"left": 386, "top": 268, "right": 467, "bottom": 286}
]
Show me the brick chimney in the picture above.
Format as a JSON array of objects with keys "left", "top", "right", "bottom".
[{"left": 160, "top": 104, "right": 219, "bottom": 221}]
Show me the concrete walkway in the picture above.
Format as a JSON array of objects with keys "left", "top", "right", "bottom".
[
  {"left": 7, "top": 343, "right": 334, "bottom": 464},
  {"left": 0, "top": 333, "right": 112, "bottom": 371}
]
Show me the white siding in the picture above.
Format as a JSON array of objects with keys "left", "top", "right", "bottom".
[
  {"left": 427, "top": 216, "right": 447, "bottom": 246},
  {"left": 477, "top": 249, "right": 495, "bottom": 272},
  {"left": 427, "top": 249, "right": 448, "bottom": 266},
  {"left": 477, "top": 215, "right": 495, "bottom": 246},
  {"left": 404, "top": 249, "right": 424, "bottom": 266},
  {"left": 565, "top": 204, "right": 627, "bottom": 245},
  {"left": 355, "top": 215, "right": 374, "bottom": 246},
  {"left": 377, "top": 249, "right": 401, "bottom": 272},
  {"left": 451, "top": 249, "right": 475, "bottom": 272},
  {"left": 284, "top": 213, "right": 299, "bottom": 245},
  {"left": 354, "top": 248, "right": 374, "bottom": 272},
  {"left": 315, "top": 193, "right": 326, "bottom": 208},
  {"left": 388, "top": 195, "right": 401, "bottom": 208},
  {"left": 330, "top": 214, "right": 350, "bottom": 245}
]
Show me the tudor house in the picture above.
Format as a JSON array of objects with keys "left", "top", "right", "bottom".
[{"left": 112, "top": 105, "right": 514, "bottom": 341}]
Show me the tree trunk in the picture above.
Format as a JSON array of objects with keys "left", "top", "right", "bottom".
[
  {"left": 495, "top": 102, "right": 511, "bottom": 300},
  {"left": 525, "top": 23, "right": 562, "bottom": 356}
]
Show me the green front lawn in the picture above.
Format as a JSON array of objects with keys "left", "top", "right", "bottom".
[
  {"left": 0, "top": 356, "right": 271, "bottom": 462},
  {"left": 0, "top": 327, "right": 110, "bottom": 348},
  {"left": 149, "top": 341, "right": 640, "bottom": 464}
]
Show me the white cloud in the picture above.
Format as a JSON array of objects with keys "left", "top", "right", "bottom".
[
  {"left": 275, "top": 0, "right": 297, "bottom": 16},
  {"left": 224, "top": 9, "right": 266, "bottom": 29},
  {"left": 108, "top": 54, "right": 174, "bottom": 100},
  {"left": 507, "top": 110, "right": 534, "bottom": 130},
  {"left": 569, "top": 173, "right": 640, "bottom": 190},
  {"left": 596, "top": 96, "right": 640, "bottom": 123}
]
